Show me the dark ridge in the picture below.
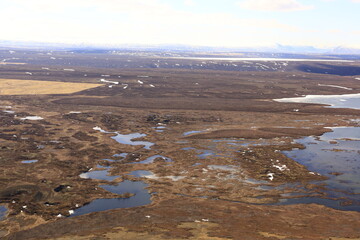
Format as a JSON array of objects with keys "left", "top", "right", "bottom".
[{"left": 297, "top": 63, "right": 360, "bottom": 76}]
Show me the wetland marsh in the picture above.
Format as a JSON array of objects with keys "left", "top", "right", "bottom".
[{"left": 0, "top": 50, "right": 359, "bottom": 240}]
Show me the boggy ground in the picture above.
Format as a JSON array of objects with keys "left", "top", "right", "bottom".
[{"left": 0, "top": 52, "right": 359, "bottom": 239}]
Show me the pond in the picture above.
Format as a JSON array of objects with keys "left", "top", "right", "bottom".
[
  {"left": 132, "top": 155, "right": 172, "bottom": 164},
  {"left": 93, "top": 126, "right": 154, "bottom": 150},
  {"left": 0, "top": 205, "right": 7, "bottom": 221},
  {"left": 21, "top": 160, "right": 38, "bottom": 164},
  {"left": 71, "top": 180, "right": 151, "bottom": 217},
  {"left": 79, "top": 165, "right": 119, "bottom": 181}
]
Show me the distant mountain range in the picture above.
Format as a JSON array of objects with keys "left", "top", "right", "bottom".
[{"left": 1, "top": 40, "right": 360, "bottom": 55}]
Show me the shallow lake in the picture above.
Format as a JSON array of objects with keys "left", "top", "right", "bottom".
[
  {"left": 278, "top": 127, "right": 360, "bottom": 211},
  {"left": 71, "top": 180, "right": 151, "bottom": 217}
]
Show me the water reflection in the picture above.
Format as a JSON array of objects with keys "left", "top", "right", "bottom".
[
  {"left": 93, "top": 126, "right": 154, "bottom": 149},
  {"left": 280, "top": 127, "right": 360, "bottom": 211},
  {"left": 0, "top": 205, "right": 7, "bottom": 220},
  {"left": 71, "top": 180, "right": 151, "bottom": 217}
]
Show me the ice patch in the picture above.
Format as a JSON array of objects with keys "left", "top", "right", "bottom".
[
  {"left": 274, "top": 93, "right": 360, "bottom": 110},
  {"left": 93, "top": 126, "right": 103, "bottom": 131},
  {"left": 100, "top": 79, "right": 119, "bottom": 84},
  {"left": 317, "top": 84, "right": 352, "bottom": 90},
  {"left": 272, "top": 164, "right": 289, "bottom": 171},
  {"left": 267, "top": 173, "right": 275, "bottom": 181},
  {"left": 3, "top": 110, "right": 15, "bottom": 114},
  {"left": 21, "top": 160, "right": 38, "bottom": 164},
  {"left": 20, "top": 116, "right": 43, "bottom": 120},
  {"left": 208, "top": 165, "right": 237, "bottom": 172},
  {"left": 133, "top": 155, "right": 172, "bottom": 164}
]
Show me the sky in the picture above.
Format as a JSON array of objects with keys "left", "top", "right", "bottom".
[{"left": 0, "top": 0, "right": 359, "bottom": 48}]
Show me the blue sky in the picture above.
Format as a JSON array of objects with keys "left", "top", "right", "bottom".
[{"left": 0, "top": 0, "right": 359, "bottom": 48}]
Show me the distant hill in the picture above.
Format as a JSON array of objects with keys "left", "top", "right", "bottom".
[{"left": 0, "top": 40, "right": 360, "bottom": 55}]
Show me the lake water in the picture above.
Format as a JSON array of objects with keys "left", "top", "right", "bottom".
[
  {"left": 111, "top": 133, "right": 154, "bottom": 150},
  {"left": 21, "top": 160, "right": 38, "bottom": 164},
  {"left": 182, "top": 147, "right": 218, "bottom": 159},
  {"left": 128, "top": 170, "right": 154, "bottom": 178},
  {"left": 71, "top": 180, "right": 151, "bottom": 217},
  {"left": 79, "top": 165, "right": 119, "bottom": 181},
  {"left": 132, "top": 155, "right": 172, "bottom": 164},
  {"left": 183, "top": 130, "right": 208, "bottom": 136},
  {"left": 113, "top": 153, "right": 128, "bottom": 158},
  {"left": 0, "top": 205, "right": 7, "bottom": 220},
  {"left": 278, "top": 127, "right": 360, "bottom": 211},
  {"left": 93, "top": 126, "right": 154, "bottom": 150}
]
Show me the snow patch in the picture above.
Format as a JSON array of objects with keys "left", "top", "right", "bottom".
[
  {"left": 317, "top": 84, "right": 352, "bottom": 90},
  {"left": 272, "top": 164, "right": 289, "bottom": 171},
  {"left": 100, "top": 79, "right": 119, "bottom": 84},
  {"left": 20, "top": 116, "right": 43, "bottom": 121},
  {"left": 267, "top": 173, "right": 275, "bottom": 181}
]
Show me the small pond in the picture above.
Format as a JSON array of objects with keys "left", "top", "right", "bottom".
[
  {"left": 71, "top": 180, "right": 151, "bottom": 217},
  {"left": 21, "top": 160, "right": 38, "bottom": 164},
  {"left": 132, "top": 155, "right": 172, "bottom": 164},
  {"left": 79, "top": 165, "right": 119, "bottom": 181},
  {"left": 0, "top": 205, "right": 7, "bottom": 221},
  {"left": 93, "top": 126, "right": 154, "bottom": 150}
]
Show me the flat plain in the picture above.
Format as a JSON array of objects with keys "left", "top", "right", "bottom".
[{"left": 0, "top": 50, "right": 359, "bottom": 239}]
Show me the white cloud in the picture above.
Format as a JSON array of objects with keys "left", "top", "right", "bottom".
[
  {"left": 351, "top": 0, "right": 360, "bottom": 2},
  {"left": 11, "top": 0, "right": 171, "bottom": 14},
  {"left": 0, "top": 0, "right": 300, "bottom": 47},
  {"left": 237, "top": 0, "right": 313, "bottom": 12},
  {"left": 1, "top": 0, "right": 358, "bottom": 48},
  {"left": 0, "top": 6, "right": 298, "bottom": 47}
]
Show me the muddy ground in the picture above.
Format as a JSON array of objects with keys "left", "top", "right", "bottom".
[{"left": 0, "top": 50, "right": 359, "bottom": 239}]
